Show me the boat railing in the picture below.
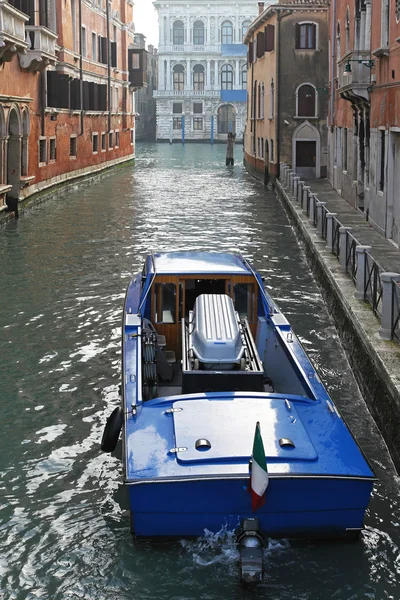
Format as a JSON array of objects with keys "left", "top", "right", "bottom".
[{"left": 277, "top": 163, "right": 400, "bottom": 345}]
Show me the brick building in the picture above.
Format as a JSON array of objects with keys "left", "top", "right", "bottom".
[
  {"left": 0, "top": 0, "right": 144, "bottom": 213},
  {"left": 244, "top": 0, "right": 329, "bottom": 184},
  {"left": 134, "top": 33, "right": 158, "bottom": 141},
  {"left": 328, "top": 0, "right": 400, "bottom": 246}
]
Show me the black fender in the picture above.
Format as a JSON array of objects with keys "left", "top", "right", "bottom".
[{"left": 101, "top": 407, "right": 124, "bottom": 452}]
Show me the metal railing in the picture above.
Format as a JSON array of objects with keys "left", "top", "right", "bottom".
[{"left": 277, "top": 163, "right": 400, "bottom": 344}]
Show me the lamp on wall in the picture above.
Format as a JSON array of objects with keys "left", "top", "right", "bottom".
[{"left": 344, "top": 58, "right": 375, "bottom": 73}]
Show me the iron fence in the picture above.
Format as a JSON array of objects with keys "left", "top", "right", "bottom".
[
  {"left": 332, "top": 217, "right": 340, "bottom": 257},
  {"left": 364, "top": 252, "right": 383, "bottom": 318},
  {"left": 345, "top": 231, "right": 359, "bottom": 283},
  {"left": 392, "top": 279, "right": 400, "bottom": 342}
]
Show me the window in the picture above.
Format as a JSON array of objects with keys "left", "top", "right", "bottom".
[
  {"left": 381, "top": 0, "right": 389, "bottom": 48},
  {"left": 242, "top": 68, "right": 247, "bottom": 89},
  {"left": 173, "top": 117, "right": 182, "bottom": 130},
  {"left": 115, "top": 130, "right": 120, "bottom": 147},
  {"left": 193, "top": 20, "right": 204, "bottom": 45},
  {"left": 69, "top": 136, "right": 77, "bottom": 158},
  {"left": 343, "top": 128, "right": 348, "bottom": 171},
  {"left": 397, "top": 0, "right": 400, "bottom": 21},
  {"left": 154, "top": 283, "right": 176, "bottom": 323},
  {"left": 173, "top": 64, "right": 185, "bottom": 91},
  {"left": 81, "top": 26, "right": 87, "bottom": 57},
  {"left": 270, "top": 79, "right": 274, "bottom": 118},
  {"left": 193, "top": 102, "right": 203, "bottom": 114},
  {"left": 38, "top": 138, "right": 46, "bottom": 165},
  {"left": 234, "top": 283, "right": 255, "bottom": 322},
  {"left": 260, "top": 83, "right": 264, "bottom": 119},
  {"left": 92, "top": 133, "right": 98, "bottom": 153},
  {"left": 109, "top": 131, "right": 113, "bottom": 148},
  {"left": 297, "top": 84, "right": 316, "bottom": 117},
  {"left": 242, "top": 20, "right": 251, "bottom": 41},
  {"left": 221, "top": 20, "right": 233, "bottom": 44},
  {"left": 295, "top": 23, "right": 317, "bottom": 49},
  {"left": 130, "top": 129, "right": 134, "bottom": 145},
  {"left": 130, "top": 52, "right": 140, "bottom": 69},
  {"left": 379, "top": 130, "right": 385, "bottom": 192},
  {"left": 265, "top": 24, "right": 275, "bottom": 51},
  {"left": 49, "top": 137, "right": 56, "bottom": 161},
  {"left": 270, "top": 138, "right": 274, "bottom": 162},
  {"left": 256, "top": 31, "right": 265, "bottom": 58},
  {"left": 173, "top": 102, "right": 182, "bottom": 114},
  {"left": 101, "top": 132, "right": 106, "bottom": 151},
  {"left": 221, "top": 64, "right": 233, "bottom": 90},
  {"left": 193, "top": 64, "right": 204, "bottom": 91},
  {"left": 92, "top": 32, "right": 96, "bottom": 61},
  {"left": 173, "top": 20, "right": 184, "bottom": 45},
  {"left": 193, "top": 117, "right": 203, "bottom": 130}
]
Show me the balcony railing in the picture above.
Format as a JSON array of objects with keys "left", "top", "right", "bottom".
[
  {"left": 337, "top": 50, "right": 372, "bottom": 102},
  {"left": 0, "top": 0, "right": 28, "bottom": 63},
  {"left": 153, "top": 89, "right": 220, "bottom": 98},
  {"left": 158, "top": 43, "right": 221, "bottom": 54},
  {"left": 19, "top": 26, "right": 57, "bottom": 71}
]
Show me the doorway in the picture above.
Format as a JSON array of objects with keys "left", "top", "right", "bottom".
[
  {"left": 295, "top": 140, "right": 316, "bottom": 179},
  {"left": 6, "top": 108, "right": 22, "bottom": 208}
]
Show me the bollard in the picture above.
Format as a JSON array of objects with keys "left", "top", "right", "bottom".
[
  {"left": 354, "top": 246, "right": 372, "bottom": 300},
  {"left": 379, "top": 273, "right": 400, "bottom": 340},
  {"left": 309, "top": 194, "right": 317, "bottom": 223},
  {"left": 289, "top": 172, "right": 294, "bottom": 194},
  {"left": 302, "top": 186, "right": 311, "bottom": 213},
  {"left": 326, "top": 213, "right": 338, "bottom": 251},
  {"left": 339, "top": 226, "right": 352, "bottom": 269},
  {"left": 284, "top": 168, "right": 291, "bottom": 187},
  {"left": 297, "top": 180, "right": 304, "bottom": 203},
  {"left": 293, "top": 176, "right": 300, "bottom": 201},
  {"left": 316, "top": 201, "right": 327, "bottom": 237}
]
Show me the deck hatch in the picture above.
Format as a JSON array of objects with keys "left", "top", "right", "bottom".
[{"left": 172, "top": 398, "right": 317, "bottom": 464}]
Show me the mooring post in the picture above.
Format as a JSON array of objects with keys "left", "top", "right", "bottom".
[
  {"left": 293, "top": 176, "right": 300, "bottom": 201},
  {"left": 339, "top": 227, "right": 352, "bottom": 269},
  {"left": 302, "top": 186, "right": 311, "bottom": 213},
  {"left": 309, "top": 193, "right": 318, "bottom": 224},
  {"left": 325, "top": 213, "right": 338, "bottom": 251},
  {"left": 354, "top": 246, "right": 372, "bottom": 299},
  {"left": 379, "top": 273, "right": 400, "bottom": 340},
  {"left": 316, "top": 201, "right": 327, "bottom": 237},
  {"left": 297, "top": 180, "right": 304, "bottom": 203}
]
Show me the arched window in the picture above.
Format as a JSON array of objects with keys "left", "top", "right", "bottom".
[
  {"left": 193, "top": 64, "right": 205, "bottom": 91},
  {"left": 193, "top": 20, "right": 204, "bottom": 46},
  {"left": 336, "top": 21, "right": 341, "bottom": 62},
  {"left": 297, "top": 84, "right": 316, "bottom": 117},
  {"left": 242, "top": 20, "right": 251, "bottom": 40},
  {"left": 260, "top": 83, "right": 264, "bottom": 119},
  {"left": 241, "top": 67, "right": 247, "bottom": 90},
  {"left": 345, "top": 7, "right": 350, "bottom": 54},
  {"left": 295, "top": 22, "right": 317, "bottom": 49},
  {"left": 221, "top": 20, "right": 233, "bottom": 44},
  {"left": 173, "top": 64, "right": 185, "bottom": 91},
  {"left": 270, "top": 139, "right": 274, "bottom": 162},
  {"left": 270, "top": 79, "right": 274, "bottom": 118},
  {"left": 173, "top": 20, "right": 184, "bottom": 45},
  {"left": 221, "top": 64, "right": 233, "bottom": 90}
]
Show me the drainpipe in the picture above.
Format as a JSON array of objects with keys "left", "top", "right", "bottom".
[
  {"left": 106, "top": 0, "right": 111, "bottom": 133},
  {"left": 276, "top": 9, "right": 292, "bottom": 177},
  {"left": 78, "top": 0, "right": 83, "bottom": 135},
  {"left": 330, "top": 0, "right": 337, "bottom": 126}
]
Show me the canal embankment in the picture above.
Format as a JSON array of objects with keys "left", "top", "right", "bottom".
[{"left": 275, "top": 173, "right": 400, "bottom": 472}]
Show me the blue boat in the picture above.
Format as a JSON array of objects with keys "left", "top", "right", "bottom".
[{"left": 101, "top": 251, "right": 375, "bottom": 577}]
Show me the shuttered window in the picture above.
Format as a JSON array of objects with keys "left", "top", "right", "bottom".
[
  {"left": 110, "top": 41, "right": 117, "bottom": 67},
  {"left": 295, "top": 23, "right": 317, "bottom": 49},
  {"left": 248, "top": 41, "right": 253, "bottom": 65},
  {"left": 265, "top": 25, "right": 275, "bottom": 51},
  {"left": 256, "top": 31, "right": 265, "bottom": 58},
  {"left": 47, "top": 71, "right": 70, "bottom": 109},
  {"left": 297, "top": 84, "right": 316, "bottom": 117}
]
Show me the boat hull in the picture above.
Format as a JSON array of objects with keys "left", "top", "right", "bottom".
[{"left": 127, "top": 476, "right": 373, "bottom": 539}]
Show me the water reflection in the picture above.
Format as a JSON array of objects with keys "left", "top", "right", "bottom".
[{"left": 0, "top": 142, "right": 399, "bottom": 599}]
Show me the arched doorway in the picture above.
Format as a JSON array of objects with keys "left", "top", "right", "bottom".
[
  {"left": 22, "top": 109, "right": 30, "bottom": 177},
  {"left": 217, "top": 104, "right": 235, "bottom": 134},
  {"left": 292, "top": 120, "right": 320, "bottom": 179},
  {"left": 7, "top": 108, "right": 22, "bottom": 208},
  {"left": 264, "top": 139, "right": 269, "bottom": 185}
]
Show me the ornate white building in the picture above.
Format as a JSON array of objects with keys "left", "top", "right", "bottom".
[{"left": 153, "top": 0, "right": 258, "bottom": 142}]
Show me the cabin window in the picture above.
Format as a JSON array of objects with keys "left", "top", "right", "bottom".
[
  {"left": 234, "top": 283, "right": 255, "bottom": 321},
  {"left": 154, "top": 283, "right": 176, "bottom": 323}
]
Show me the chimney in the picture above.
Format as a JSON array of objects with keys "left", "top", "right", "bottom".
[{"left": 258, "top": 1, "right": 264, "bottom": 14}]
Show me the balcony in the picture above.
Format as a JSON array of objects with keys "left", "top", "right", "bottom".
[
  {"left": 153, "top": 89, "right": 221, "bottom": 98},
  {"left": 337, "top": 50, "right": 373, "bottom": 103},
  {"left": 128, "top": 47, "right": 147, "bottom": 89},
  {"left": 0, "top": 0, "right": 28, "bottom": 63},
  {"left": 18, "top": 26, "right": 57, "bottom": 72}
]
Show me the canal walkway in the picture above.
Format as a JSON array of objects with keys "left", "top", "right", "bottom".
[{"left": 276, "top": 174, "right": 400, "bottom": 472}]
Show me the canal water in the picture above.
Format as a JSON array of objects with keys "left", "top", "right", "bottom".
[{"left": 1, "top": 143, "right": 399, "bottom": 599}]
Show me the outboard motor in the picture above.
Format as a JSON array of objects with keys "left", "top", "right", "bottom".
[{"left": 236, "top": 518, "right": 266, "bottom": 583}]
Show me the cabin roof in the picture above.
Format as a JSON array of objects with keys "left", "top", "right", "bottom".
[{"left": 150, "top": 252, "right": 252, "bottom": 275}]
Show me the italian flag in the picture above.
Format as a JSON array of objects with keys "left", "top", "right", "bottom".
[{"left": 249, "top": 421, "right": 269, "bottom": 512}]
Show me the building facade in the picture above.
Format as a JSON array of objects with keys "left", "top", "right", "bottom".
[
  {"left": 0, "top": 0, "right": 144, "bottom": 213},
  {"left": 328, "top": 0, "right": 400, "bottom": 246},
  {"left": 244, "top": 0, "right": 329, "bottom": 183},
  {"left": 134, "top": 33, "right": 158, "bottom": 141},
  {"left": 153, "top": 0, "right": 258, "bottom": 142}
]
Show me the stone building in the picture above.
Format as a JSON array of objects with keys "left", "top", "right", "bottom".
[
  {"left": 153, "top": 0, "right": 258, "bottom": 142},
  {"left": 243, "top": 0, "right": 329, "bottom": 183},
  {"left": 134, "top": 33, "right": 158, "bottom": 141},
  {"left": 0, "top": 0, "right": 144, "bottom": 213},
  {"left": 328, "top": 0, "right": 400, "bottom": 246}
]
